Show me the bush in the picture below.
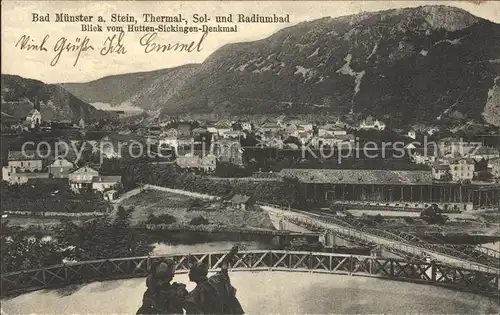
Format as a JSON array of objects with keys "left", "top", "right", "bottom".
[
  {"left": 53, "top": 207, "right": 153, "bottom": 262},
  {"left": 373, "top": 214, "right": 384, "bottom": 224},
  {"left": 187, "top": 199, "right": 205, "bottom": 212},
  {"left": 146, "top": 213, "right": 177, "bottom": 225},
  {"left": 189, "top": 216, "right": 209, "bottom": 226}
]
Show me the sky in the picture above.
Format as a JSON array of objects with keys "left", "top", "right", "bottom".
[{"left": 2, "top": 1, "right": 499, "bottom": 83}]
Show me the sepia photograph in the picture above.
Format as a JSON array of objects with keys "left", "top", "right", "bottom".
[{"left": 1, "top": 0, "right": 499, "bottom": 314}]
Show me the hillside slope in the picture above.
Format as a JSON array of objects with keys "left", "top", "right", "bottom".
[
  {"left": 61, "top": 65, "right": 199, "bottom": 111},
  {"left": 61, "top": 5, "right": 500, "bottom": 126},
  {"left": 1, "top": 75, "right": 106, "bottom": 122}
]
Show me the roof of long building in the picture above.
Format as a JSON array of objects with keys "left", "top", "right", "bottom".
[
  {"left": 8, "top": 151, "right": 44, "bottom": 161},
  {"left": 278, "top": 169, "right": 433, "bottom": 185}
]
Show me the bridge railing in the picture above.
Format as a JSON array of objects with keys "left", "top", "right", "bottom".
[
  {"left": 1, "top": 250, "right": 499, "bottom": 298},
  {"left": 286, "top": 212, "right": 500, "bottom": 273},
  {"left": 476, "top": 245, "right": 500, "bottom": 260},
  {"left": 323, "top": 214, "right": 497, "bottom": 268},
  {"left": 257, "top": 202, "right": 500, "bottom": 270}
]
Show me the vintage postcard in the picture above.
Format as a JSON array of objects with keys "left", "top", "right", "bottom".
[{"left": 1, "top": 0, "right": 499, "bottom": 314}]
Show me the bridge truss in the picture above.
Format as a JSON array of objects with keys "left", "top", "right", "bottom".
[
  {"left": 260, "top": 202, "right": 499, "bottom": 270},
  {"left": 319, "top": 213, "right": 500, "bottom": 269}
]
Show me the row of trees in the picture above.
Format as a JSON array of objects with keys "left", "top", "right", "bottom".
[
  {"left": 1, "top": 221, "right": 63, "bottom": 273},
  {"left": 1, "top": 181, "right": 110, "bottom": 214},
  {"left": 2, "top": 207, "right": 153, "bottom": 273},
  {"left": 119, "top": 158, "right": 308, "bottom": 209}
]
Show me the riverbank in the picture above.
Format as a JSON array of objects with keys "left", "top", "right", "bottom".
[{"left": 120, "top": 189, "right": 275, "bottom": 230}]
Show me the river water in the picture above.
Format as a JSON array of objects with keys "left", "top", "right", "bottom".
[
  {"left": 3, "top": 233, "right": 499, "bottom": 313},
  {"left": 152, "top": 240, "right": 273, "bottom": 255}
]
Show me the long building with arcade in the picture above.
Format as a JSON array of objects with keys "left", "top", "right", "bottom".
[{"left": 278, "top": 169, "right": 500, "bottom": 211}]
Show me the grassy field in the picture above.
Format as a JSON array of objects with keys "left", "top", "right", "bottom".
[
  {"left": 2, "top": 216, "right": 91, "bottom": 228},
  {"left": 120, "top": 189, "right": 275, "bottom": 229}
]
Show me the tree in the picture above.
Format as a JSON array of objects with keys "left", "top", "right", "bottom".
[
  {"left": 189, "top": 216, "right": 209, "bottom": 226},
  {"left": 373, "top": 214, "right": 384, "bottom": 224},
  {"left": 442, "top": 172, "right": 453, "bottom": 182},
  {"left": 276, "top": 176, "right": 306, "bottom": 208},
  {"left": 1, "top": 221, "right": 64, "bottom": 273},
  {"left": 283, "top": 136, "right": 302, "bottom": 147},
  {"left": 146, "top": 213, "right": 177, "bottom": 225},
  {"left": 214, "top": 162, "right": 250, "bottom": 178},
  {"left": 55, "top": 208, "right": 152, "bottom": 261},
  {"left": 474, "top": 171, "right": 493, "bottom": 182},
  {"left": 188, "top": 199, "right": 204, "bottom": 212}
]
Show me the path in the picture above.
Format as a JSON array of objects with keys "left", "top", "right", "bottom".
[{"left": 110, "top": 185, "right": 218, "bottom": 219}]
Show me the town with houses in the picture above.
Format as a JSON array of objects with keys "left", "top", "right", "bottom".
[
  {"left": 3, "top": 2, "right": 500, "bottom": 313},
  {"left": 2, "top": 101, "right": 500, "bottom": 211}
]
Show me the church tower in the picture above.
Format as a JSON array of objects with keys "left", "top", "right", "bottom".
[
  {"left": 28, "top": 96, "right": 42, "bottom": 129},
  {"left": 78, "top": 107, "right": 86, "bottom": 129}
]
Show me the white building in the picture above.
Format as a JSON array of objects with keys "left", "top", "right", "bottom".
[
  {"left": 176, "top": 152, "right": 217, "bottom": 172},
  {"left": 438, "top": 138, "right": 479, "bottom": 157},
  {"left": 6, "top": 151, "right": 44, "bottom": 173},
  {"left": 3, "top": 172, "right": 50, "bottom": 184},
  {"left": 78, "top": 118, "right": 85, "bottom": 129},
  {"left": 240, "top": 122, "right": 252, "bottom": 132},
  {"left": 448, "top": 158, "right": 475, "bottom": 181},
  {"left": 359, "top": 116, "right": 386, "bottom": 131},
  {"left": 467, "top": 146, "right": 500, "bottom": 162},
  {"left": 26, "top": 109, "right": 42, "bottom": 129},
  {"left": 412, "top": 151, "right": 437, "bottom": 165},
  {"left": 407, "top": 130, "right": 417, "bottom": 140},
  {"left": 92, "top": 176, "right": 122, "bottom": 192},
  {"left": 69, "top": 166, "right": 99, "bottom": 192},
  {"left": 47, "top": 158, "right": 76, "bottom": 178},
  {"left": 260, "top": 122, "right": 281, "bottom": 133},
  {"left": 298, "top": 123, "right": 314, "bottom": 132},
  {"left": 207, "top": 120, "right": 232, "bottom": 137},
  {"left": 318, "top": 124, "right": 347, "bottom": 137},
  {"left": 223, "top": 130, "right": 246, "bottom": 140},
  {"left": 431, "top": 164, "right": 450, "bottom": 180}
]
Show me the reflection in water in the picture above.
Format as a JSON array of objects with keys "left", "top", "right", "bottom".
[
  {"left": 148, "top": 230, "right": 278, "bottom": 255},
  {"left": 152, "top": 241, "right": 272, "bottom": 255}
]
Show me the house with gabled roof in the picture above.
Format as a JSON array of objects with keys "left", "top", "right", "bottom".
[
  {"left": 48, "top": 158, "right": 76, "bottom": 178},
  {"left": 26, "top": 108, "right": 41, "bottom": 129},
  {"left": 176, "top": 151, "right": 216, "bottom": 172},
  {"left": 318, "top": 124, "right": 347, "bottom": 137},
  {"left": 229, "top": 194, "right": 255, "bottom": 210},
  {"left": 7, "top": 150, "right": 44, "bottom": 172},
  {"left": 467, "top": 146, "right": 500, "bottom": 162},
  {"left": 448, "top": 157, "right": 475, "bottom": 181},
  {"left": 92, "top": 175, "right": 122, "bottom": 192},
  {"left": 68, "top": 165, "right": 99, "bottom": 192},
  {"left": 431, "top": 164, "right": 450, "bottom": 180},
  {"left": 260, "top": 121, "right": 281, "bottom": 133},
  {"left": 359, "top": 116, "right": 386, "bottom": 131}
]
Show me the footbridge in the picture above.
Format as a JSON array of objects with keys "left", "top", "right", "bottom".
[
  {"left": 258, "top": 203, "right": 500, "bottom": 273},
  {"left": 1, "top": 250, "right": 499, "bottom": 299}
]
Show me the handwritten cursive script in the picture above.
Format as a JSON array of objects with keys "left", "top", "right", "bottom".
[
  {"left": 51, "top": 36, "right": 95, "bottom": 67},
  {"left": 100, "top": 31, "right": 127, "bottom": 56},
  {"left": 15, "top": 35, "right": 50, "bottom": 51},
  {"left": 14, "top": 31, "right": 207, "bottom": 67},
  {"left": 139, "top": 31, "right": 207, "bottom": 53}
]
